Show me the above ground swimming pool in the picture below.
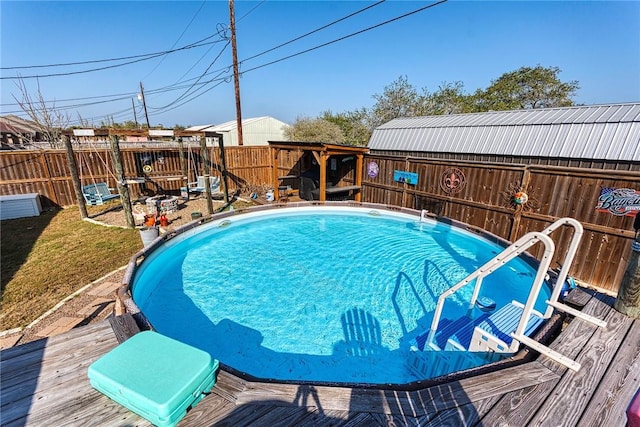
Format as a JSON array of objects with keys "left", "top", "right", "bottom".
[{"left": 131, "top": 205, "right": 551, "bottom": 385}]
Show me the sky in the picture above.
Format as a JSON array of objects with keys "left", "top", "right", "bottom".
[{"left": 1, "top": 0, "right": 639, "bottom": 128}]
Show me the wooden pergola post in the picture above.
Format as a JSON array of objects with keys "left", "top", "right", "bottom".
[
  {"left": 318, "top": 151, "right": 328, "bottom": 202},
  {"left": 271, "top": 146, "right": 279, "bottom": 200},
  {"left": 354, "top": 153, "right": 363, "bottom": 202}
]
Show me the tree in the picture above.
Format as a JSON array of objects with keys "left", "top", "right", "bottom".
[
  {"left": 13, "top": 77, "right": 70, "bottom": 148},
  {"left": 284, "top": 117, "right": 345, "bottom": 143},
  {"left": 424, "top": 81, "right": 476, "bottom": 115},
  {"left": 368, "top": 76, "right": 427, "bottom": 129},
  {"left": 320, "top": 109, "right": 371, "bottom": 146},
  {"left": 476, "top": 65, "right": 579, "bottom": 110}
]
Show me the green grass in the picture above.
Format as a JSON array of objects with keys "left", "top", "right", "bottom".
[{"left": 0, "top": 206, "right": 141, "bottom": 330}]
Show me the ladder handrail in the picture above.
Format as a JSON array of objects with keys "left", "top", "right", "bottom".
[
  {"left": 427, "top": 231, "right": 555, "bottom": 348},
  {"left": 539, "top": 217, "right": 583, "bottom": 319}
]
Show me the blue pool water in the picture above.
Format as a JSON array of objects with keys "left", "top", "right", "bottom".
[{"left": 132, "top": 206, "right": 551, "bottom": 384}]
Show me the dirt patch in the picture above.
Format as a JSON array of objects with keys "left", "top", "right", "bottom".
[{"left": 90, "top": 195, "right": 228, "bottom": 229}]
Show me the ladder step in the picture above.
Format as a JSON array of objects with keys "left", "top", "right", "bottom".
[
  {"left": 477, "top": 301, "right": 544, "bottom": 346},
  {"left": 410, "top": 313, "right": 490, "bottom": 351},
  {"left": 445, "top": 313, "right": 490, "bottom": 350}
]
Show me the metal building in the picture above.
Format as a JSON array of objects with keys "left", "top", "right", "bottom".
[
  {"left": 368, "top": 103, "right": 640, "bottom": 170},
  {"left": 186, "top": 116, "right": 290, "bottom": 147}
]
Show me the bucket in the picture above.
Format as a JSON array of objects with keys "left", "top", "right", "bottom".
[
  {"left": 191, "top": 211, "right": 202, "bottom": 220},
  {"left": 266, "top": 190, "right": 275, "bottom": 202},
  {"left": 180, "top": 186, "right": 189, "bottom": 201},
  {"left": 139, "top": 226, "right": 159, "bottom": 247}
]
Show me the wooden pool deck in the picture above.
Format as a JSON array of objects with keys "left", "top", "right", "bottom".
[{"left": 1, "top": 288, "right": 638, "bottom": 426}]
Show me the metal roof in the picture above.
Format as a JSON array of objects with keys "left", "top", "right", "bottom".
[
  {"left": 368, "top": 103, "right": 640, "bottom": 161},
  {"left": 187, "top": 117, "right": 277, "bottom": 133}
]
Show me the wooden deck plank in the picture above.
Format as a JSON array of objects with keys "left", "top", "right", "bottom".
[
  {"left": 530, "top": 302, "right": 632, "bottom": 427},
  {"left": 0, "top": 322, "right": 125, "bottom": 427},
  {"left": 207, "top": 403, "right": 276, "bottom": 426},
  {"left": 0, "top": 321, "right": 113, "bottom": 363},
  {"left": 421, "top": 394, "right": 504, "bottom": 426},
  {"left": 226, "top": 405, "right": 317, "bottom": 427},
  {"left": 478, "top": 292, "right": 613, "bottom": 426},
  {"left": 0, "top": 322, "right": 117, "bottom": 397},
  {"left": 1, "top": 324, "right": 116, "bottom": 403},
  {"left": 208, "top": 369, "right": 247, "bottom": 403},
  {"left": 178, "top": 394, "right": 237, "bottom": 426},
  {"left": 579, "top": 317, "right": 640, "bottom": 427},
  {"left": 1, "top": 290, "right": 637, "bottom": 427},
  {"left": 527, "top": 297, "right": 632, "bottom": 426},
  {"left": 340, "top": 412, "right": 389, "bottom": 427},
  {"left": 412, "top": 361, "right": 558, "bottom": 417},
  {"left": 9, "top": 390, "right": 149, "bottom": 427}
]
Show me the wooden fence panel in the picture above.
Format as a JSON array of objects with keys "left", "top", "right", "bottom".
[
  {"left": 1, "top": 148, "right": 636, "bottom": 293},
  {"left": 361, "top": 154, "right": 638, "bottom": 293}
]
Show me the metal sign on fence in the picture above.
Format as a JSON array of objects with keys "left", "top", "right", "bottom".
[
  {"left": 596, "top": 187, "right": 640, "bottom": 216},
  {"left": 440, "top": 167, "right": 466, "bottom": 194}
]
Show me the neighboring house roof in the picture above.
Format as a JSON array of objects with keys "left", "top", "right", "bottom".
[
  {"left": 0, "top": 115, "right": 39, "bottom": 135},
  {"left": 368, "top": 103, "right": 640, "bottom": 161},
  {"left": 184, "top": 124, "right": 216, "bottom": 132},
  {"left": 188, "top": 117, "right": 287, "bottom": 133}
]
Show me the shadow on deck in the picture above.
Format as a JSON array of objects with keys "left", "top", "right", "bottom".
[{"left": 1, "top": 288, "right": 638, "bottom": 426}]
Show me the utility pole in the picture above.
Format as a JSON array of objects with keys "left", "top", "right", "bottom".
[
  {"left": 229, "top": 0, "right": 243, "bottom": 146},
  {"left": 131, "top": 98, "right": 139, "bottom": 128},
  {"left": 138, "top": 81, "right": 151, "bottom": 129}
]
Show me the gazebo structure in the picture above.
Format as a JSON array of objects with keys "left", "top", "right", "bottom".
[{"left": 268, "top": 141, "right": 369, "bottom": 202}]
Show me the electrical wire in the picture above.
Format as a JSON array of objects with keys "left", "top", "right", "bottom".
[
  {"left": 147, "top": 41, "right": 231, "bottom": 111},
  {"left": 140, "top": 0, "right": 208, "bottom": 81},
  {"left": 237, "top": 0, "right": 266, "bottom": 22},
  {"left": 241, "top": 0, "right": 386, "bottom": 63},
  {"left": 241, "top": 0, "right": 447, "bottom": 74},
  {"left": 1, "top": 34, "right": 220, "bottom": 70},
  {"left": 1, "top": 1, "right": 388, "bottom": 107},
  {"left": 0, "top": 38, "right": 225, "bottom": 80},
  {"left": 6, "top": 1, "right": 448, "bottom": 124}
]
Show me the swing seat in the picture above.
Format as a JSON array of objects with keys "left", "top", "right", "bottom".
[
  {"left": 187, "top": 176, "right": 221, "bottom": 195},
  {"left": 83, "top": 183, "right": 120, "bottom": 206}
]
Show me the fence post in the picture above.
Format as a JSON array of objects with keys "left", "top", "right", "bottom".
[
  {"left": 109, "top": 135, "right": 135, "bottom": 228},
  {"left": 614, "top": 215, "right": 640, "bottom": 318},
  {"left": 199, "top": 136, "right": 214, "bottom": 215},
  {"left": 63, "top": 135, "right": 88, "bottom": 218}
]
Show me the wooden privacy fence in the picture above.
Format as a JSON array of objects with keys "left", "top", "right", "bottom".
[
  {"left": 0, "top": 146, "right": 274, "bottom": 208},
  {"left": 0, "top": 147, "right": 636, "bottom": 293},
  {"left": 361, "top": 154, "right": 639, "bottom": 294}
]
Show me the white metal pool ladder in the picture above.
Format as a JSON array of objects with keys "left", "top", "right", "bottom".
[{"left": 426, "top": 217, "right": 607, "bottom": 372}]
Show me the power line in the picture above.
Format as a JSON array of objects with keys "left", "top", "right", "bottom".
[
  {"left": 6, "top": 1, "right": 448, "bottom": 123},
  {"left": 241, "top": 0, "right": 386, "bottom": 63},
  {"left": 147, "top": 41, "right": 231, "bottom": 111},
  {"left": 0, "top": 38, "right": 225, "bottom": 80},
  {"left": 140, "top": 0, "right": 208, "bottom": 81},
  {"left": 241, "top": 0, "right": 448, "bottom": 74},
  {"left": 1, "top": 34, "right": 220, "bottom": 71},
  {"left": 1, "top": 1, "right": 387, "bottom": 107},
  {"left": 236, "top": 0, "right": 266, "bottom": 22}
]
